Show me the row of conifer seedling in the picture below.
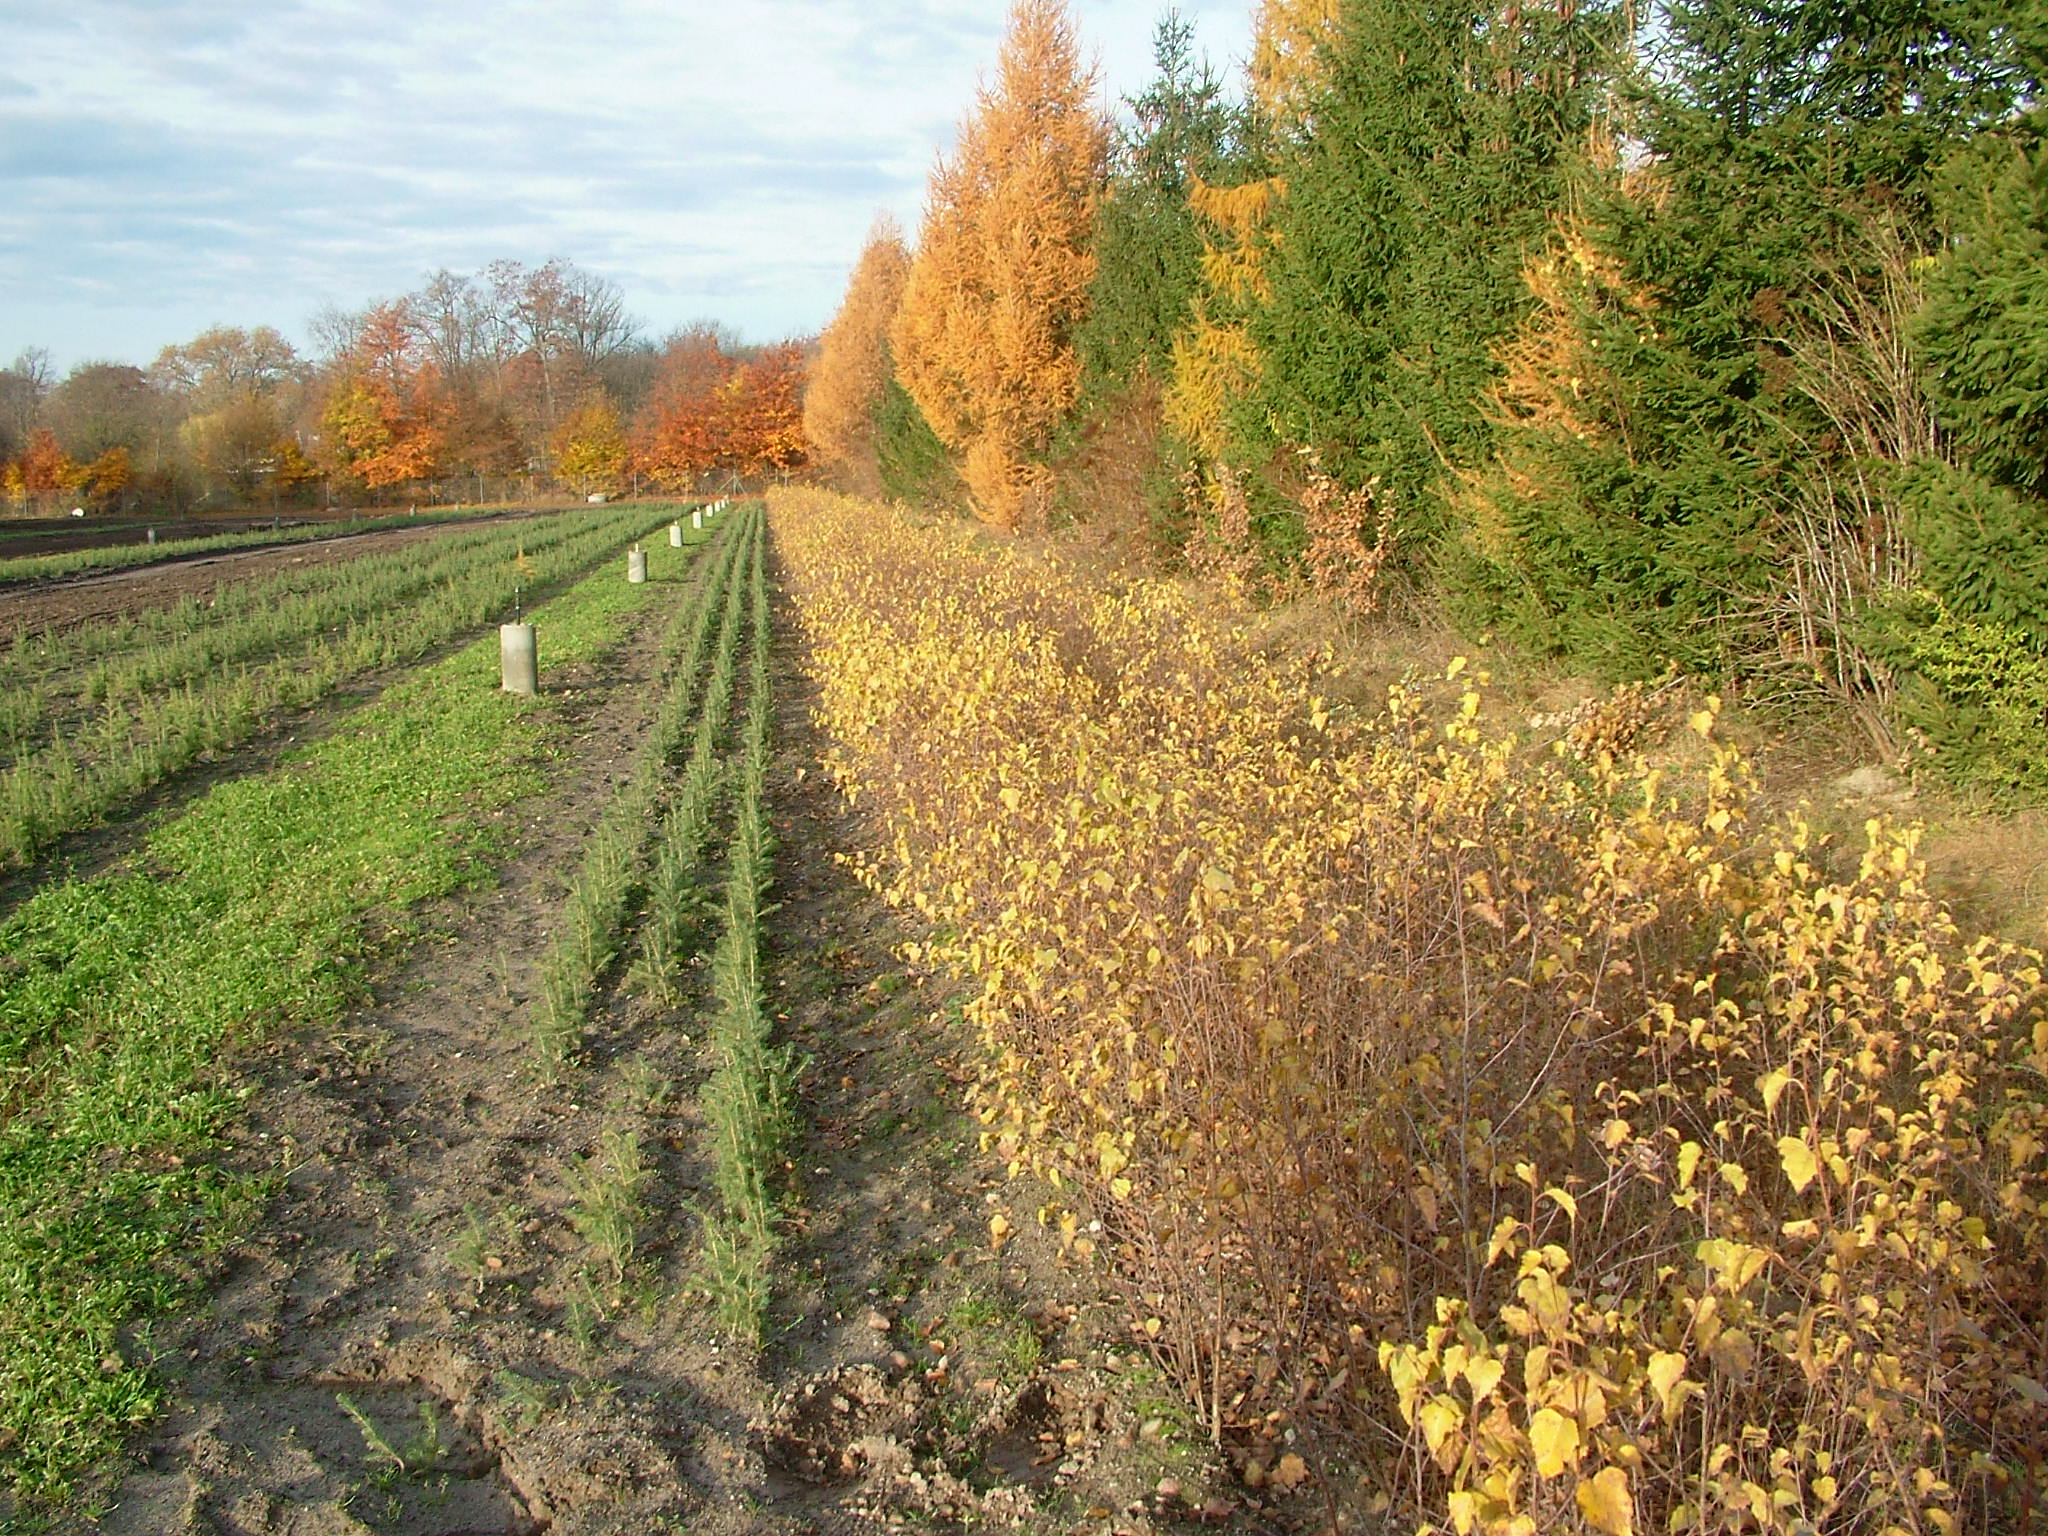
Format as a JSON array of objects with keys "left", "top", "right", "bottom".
[{"left": 529, "top": 502, "right": 793, "bottom": 1340}]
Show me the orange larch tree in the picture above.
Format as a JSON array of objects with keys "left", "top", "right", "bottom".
[
  {"left": 805, "top": 218, "right": 911, "bottom": 496},
  {"left": 892, "top": 0, "right": 1107, "bottom": 530}
]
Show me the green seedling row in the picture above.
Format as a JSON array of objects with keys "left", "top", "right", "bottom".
[
  {"left": 630, "top": 515, "right": 762, "bottom": 1005},
  {"left": 0, "top": 502, "right": 677, "bottom": 872},
  {"left": 0, "top": 502, "right": 634, "bottom": 710},
  {"left": 0, "top": 535, "right": 678, "bottom": 1511},
  {"left": 697, "top": 511, "right": 796, "bottom": 1344},
  {"left": 529, "top": 507, "right": 759, "bottom": 1074},
  {"left": 0, "top": 506, "right": 503, "bottom": 587}
]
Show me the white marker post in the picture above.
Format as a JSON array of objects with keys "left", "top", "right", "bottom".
[{"left": 500, "top": 624, "right": 538, "bottom": 694}]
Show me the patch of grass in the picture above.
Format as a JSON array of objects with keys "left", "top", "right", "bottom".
[{"left": 946, "top": 1285, "right": 1045, "bottom": 1383}]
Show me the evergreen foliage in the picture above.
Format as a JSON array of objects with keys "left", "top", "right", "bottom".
[
  {"left": 1233, "top": 0, "right": 1624, "bottom": 585},
  {"left": 1448, "top": 0, "right": 2044, "bottom": 684},
  {"left": 872, "top": 370, "right": 964, "bottom": 511},
  {"left": 1074, "top": 14, "right": 1238, "bottom": 396}
]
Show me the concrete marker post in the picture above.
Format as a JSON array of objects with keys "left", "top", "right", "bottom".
[
  {"left": 628, "top": 546, "right": 648, "bottom": 584},
  {"left": 500, "top": 623, "right": 538, "bottom": 695},
  {"left": 692, "top": 508, "right": 702, "bottom": 531},
  {"left": 669, "top": 522, "right": 683, "bottom": 547}
]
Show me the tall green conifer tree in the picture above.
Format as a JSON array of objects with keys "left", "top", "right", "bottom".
[
  {"left": 1228, "top": 0, "right": 1624, "bottom": 588},
  {"left": 1450, "top": 0, "right": 2042, "bottom": 680}
]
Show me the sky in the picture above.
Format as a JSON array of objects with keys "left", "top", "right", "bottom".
[{"left": 0, "top": 0, "right": 1256, "bottom": 376}]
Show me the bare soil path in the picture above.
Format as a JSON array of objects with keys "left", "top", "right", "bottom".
[{"left": 74, "top": 571, "right": 1263, "bottom": 1535}]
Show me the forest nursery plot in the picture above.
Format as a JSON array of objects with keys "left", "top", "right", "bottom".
[
  {"left": 0, "top": 500, "right": 684, "bottom": 873},
  {"left": 769, "top": 485, "right": 2048, "bottom": 1536},
  {"left": 0, "top": 504, "right": 497, "bottom": 587},
  {"left": 517, "top": 504, "right": 797, "bottom": 1342},
  {"left": 0, "top": 515, "right": 716, "bottom": 1508},
  {"left": 527, "top": 504, "right": 756, "bottom": 1077}
]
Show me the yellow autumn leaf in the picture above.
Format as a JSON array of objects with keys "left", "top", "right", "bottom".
[
  {"left": 1576, "top": 1466, "right": 1634, "bottom": 1535},
  {"left": 998, "top": 786, "right": 1022, "bottom": 812},
  {"left": 1418, "top": 1395, "right": 1463, "bottom": 1461},
  {"left": 1646, "top": 1350, "right": 1687, "bottom": 1416},
  {"left": 1756, "top": 1066, "right": 1791, "bottom": 1116},
  {"left": 1777, "top": 1134, "right": 1819, "bottom": 1194},
  {"left": 1529, "top": 1406, "right": 1581, "bottom": 1476},
  {"left": 1271, "top": 1451, "right": 1309, "bottom": 1489},
  {"left": 1464, "top": 1355, "right": 1504, "bottom": 1404},
  {"left": 1676, "top": 1140, "right": 1702, "bottom": 1191}
]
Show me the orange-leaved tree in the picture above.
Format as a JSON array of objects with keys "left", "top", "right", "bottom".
[
  {"left": 636, "top": 335, "right": 805, "bottom": 488},
  {"left": 19, "top": 427, "right": 79, "bottom": 500},
  {"left": 633, "top": 327, "right": 737, "bottom": 491},
  {"left": 805, "top": 217, "right": 911, "bottom": 497},
  {"left": 891, "top": 0, "right": 1106, "bottom": 530},
  {"left": 316, "top": 302, "right": 448, "bottom": 491},
  {"left": 721, "top": 343, "right": 808, "bottom": 478}
]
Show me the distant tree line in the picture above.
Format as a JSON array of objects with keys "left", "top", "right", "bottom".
[
  {"left": 804, "top": 0, "right": 2048, "bottom": 798},
  {"left": 2, "top": 257, "right": 807, "bottom": 519}
]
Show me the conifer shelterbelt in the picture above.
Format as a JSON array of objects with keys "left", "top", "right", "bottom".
[
  {"left": 816, "top": 0, "right": 2048, "bottom": 800},
  {"left": 891, "top": 0, "right": 1107, "bottom": 531}
]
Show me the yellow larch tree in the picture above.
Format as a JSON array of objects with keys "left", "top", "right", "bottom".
[
  {"left": 1164, "top": 0, "right": 1335, "bottom": 468},
  {"left": 891, "top": 0, "right": 1107, "bottom": 531},
  {"left": 803, "top": 217, "right": 912, "bottom": 498}
]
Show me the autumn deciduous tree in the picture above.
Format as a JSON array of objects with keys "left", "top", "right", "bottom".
[
  {"left": 805, "top": 219, "right": 911, "bottom": 497},
  {"left": 892, "top": 0, "right": 1106, "bottom": 529},
  {"left": 723, "top": 344, "right": 808, "bottom": 477},
  {"left": 317, "top": 303, "right": 447, "bottom": 491},
  {"left": 635, "top": 335, "right": 806, "bottom": 488},
  {"left": 19, "top": 427, "right": 78, "bottom": 499},
  {"left": 80, "top": 446, "right": 133, "bottom": 510},
  {"left": 553, "top": 395, "right": 628, "bottom": 494}
]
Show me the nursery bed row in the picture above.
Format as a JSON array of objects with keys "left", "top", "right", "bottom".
[
  {"left": 0, "top": 505, "right": 496, "bottom": 588},
  {"left": 0, "top": 501, "right": 679, "bottom": 872}
]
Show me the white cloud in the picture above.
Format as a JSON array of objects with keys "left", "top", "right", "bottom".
[{"left": 0, "top": 0, "right": 1255, "bottom": 371}]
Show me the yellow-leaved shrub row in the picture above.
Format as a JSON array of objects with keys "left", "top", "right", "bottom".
[{"left": 769, "top": 486, "right": 2048, "bottom": 1534}]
